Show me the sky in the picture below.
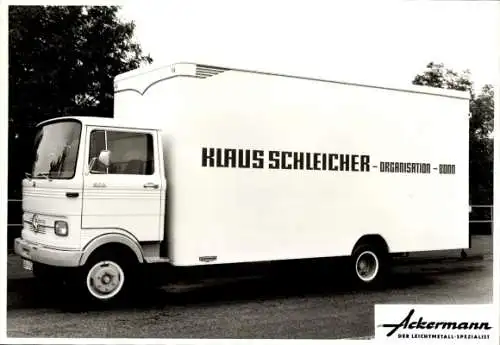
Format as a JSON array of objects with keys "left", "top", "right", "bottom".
[{"left": 119, "top": 0, "right": 499, "bottom": 91}]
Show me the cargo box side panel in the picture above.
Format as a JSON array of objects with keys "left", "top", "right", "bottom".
[
  {"left": 166, "top": 71, "right": 469, "bottom": 266},
  {"left": 116, "top": 67, "right": 469, "bottom": 267}
]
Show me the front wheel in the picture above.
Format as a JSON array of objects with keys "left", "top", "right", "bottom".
[
  {"left": 85, "top": 259, "right": 127, "bottom": 301},
  {"left": 351, "top": 244, "right": 390, "bottom": 288},
  {"left": 70, "top": 252, "right": 136, "bottom": 305}
]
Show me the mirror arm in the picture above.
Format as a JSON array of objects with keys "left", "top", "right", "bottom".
[{"left": 88, "top": 157, "right": 97, "bottom": 172}]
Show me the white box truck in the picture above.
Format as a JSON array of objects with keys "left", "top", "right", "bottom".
[{"left": 14, "top": 62, "right": 470, "bottom": 304}]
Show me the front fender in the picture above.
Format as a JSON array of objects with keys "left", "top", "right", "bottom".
[{"left": 79, "top": 232, "right": 145, "bottom": 266}]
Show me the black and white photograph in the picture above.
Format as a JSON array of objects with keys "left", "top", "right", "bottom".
[{"left": 2, "top": 0, "right": 498, "bottom": 341}]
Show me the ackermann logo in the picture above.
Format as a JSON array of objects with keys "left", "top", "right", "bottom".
[{"left": 380, "top": 309, "right": 492, "bottom": 337}]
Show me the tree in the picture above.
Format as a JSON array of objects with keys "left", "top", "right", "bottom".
[
  {"left": 8, "top": 5, "right": 153, "bottom": 199},
  {"left": 412, "top": 62, "right": 473, "bottom": 92},
  {"left": 469, "top": 84, "right": 494, "bottom": 207},
  {"left": 413, "top": 62, "right": 494, "bottom": 211}
]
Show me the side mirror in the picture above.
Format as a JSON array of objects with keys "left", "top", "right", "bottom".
[
  {"left": 89, "top": 150, "right": 111, "bottom": 173},
  {"left": 98, "top": 150, "right": 111, "bottom": 167}
]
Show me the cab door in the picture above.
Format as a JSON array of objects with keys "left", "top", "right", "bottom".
[{"left": 81, "top": 126, "right": 163, "bottom": 242}]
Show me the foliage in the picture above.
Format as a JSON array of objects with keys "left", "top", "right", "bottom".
[
  {"left": 413, "top": 62, "right": 473, "bottom": 92},
  {"left": 413, "top": 62, "right": 494, "bottom": 205},
  {"left": 8, "top": 5, "right": 152, "bottom": 198}
]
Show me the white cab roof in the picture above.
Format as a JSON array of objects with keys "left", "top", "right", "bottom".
[{"left": 38, "top": 116, "right": 161, "bottom": 131}]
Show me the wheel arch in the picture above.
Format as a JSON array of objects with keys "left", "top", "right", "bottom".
[
  {"left": 79, "top": 232, "right": 145, "bottom": 266},
  {"left": 351, "top": 234, "right": 390, "bottom": 255}
]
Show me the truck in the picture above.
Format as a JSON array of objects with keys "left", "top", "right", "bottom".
[{"left": 14, "top": 62, "right": 470, "bottom": 304}]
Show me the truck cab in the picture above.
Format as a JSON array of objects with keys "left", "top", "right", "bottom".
[{"left": 15, "top": 116, "right": 166, "bottom": 302}]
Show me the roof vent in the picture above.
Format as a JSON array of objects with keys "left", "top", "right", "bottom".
[{"left": 195, "top": 64, "right": 229, "bottom": 78}]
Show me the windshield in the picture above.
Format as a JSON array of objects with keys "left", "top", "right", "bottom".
[{"left": 31, "top": 121, "right": 82, "bottom": 179}]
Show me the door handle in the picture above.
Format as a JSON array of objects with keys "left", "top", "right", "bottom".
[{"left": 144, "top": 183, "right": 159, "bottom": 189}]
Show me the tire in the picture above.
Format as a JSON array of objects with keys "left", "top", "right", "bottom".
[
  {"left": 72, "top": 251, "right": 137, "bottom": 305},
  {"left": 351, "top": 243, "right": 389, "bottom": 288}
]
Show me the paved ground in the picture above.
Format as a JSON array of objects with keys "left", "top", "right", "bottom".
[{"left": 6, "top": 236, "right": 493, "bottom": 339}]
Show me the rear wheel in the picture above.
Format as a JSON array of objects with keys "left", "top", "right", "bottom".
[{"left": 351, "top": 243, "right": 389, "bottom": 288}]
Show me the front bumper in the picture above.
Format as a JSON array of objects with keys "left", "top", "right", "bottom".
[{"left": 14, "top": 237, "right": 82, "bottom": 267}]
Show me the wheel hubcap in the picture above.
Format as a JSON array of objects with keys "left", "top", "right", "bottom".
[
  {"left": 86, "top": 261, "right": 124, "bottom": 300},
  {"left": 355, "top": 251, "right": 379, "bottom": 282}
]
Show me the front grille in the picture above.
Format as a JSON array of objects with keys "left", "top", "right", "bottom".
[{"left": 24, "top": 221, "right": 48, "bottom": 234}]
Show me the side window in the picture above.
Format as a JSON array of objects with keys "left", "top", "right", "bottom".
[
  {"left": 89, "top": 129, "right": 154, "bottom": 175},
  {"left": 89, "top": 130, "right": 107, "bottom": 173}
]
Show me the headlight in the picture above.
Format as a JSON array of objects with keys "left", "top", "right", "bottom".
[{"left": 54, "top": 221, "right": 68, "bottom": 237}]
